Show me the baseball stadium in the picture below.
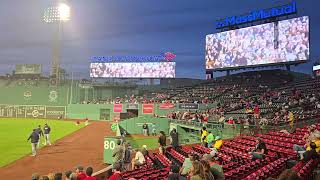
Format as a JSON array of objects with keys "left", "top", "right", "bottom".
[{"left": 0, "top": 0, "right": 320, "bottom": 180}]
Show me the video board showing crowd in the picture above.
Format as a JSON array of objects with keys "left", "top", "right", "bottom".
[
  {"left": 206, "top": 16, "right": 309, "bottom": 70},
  {"left": 90, "top": 62, "right": 175, "bottom": 78}
]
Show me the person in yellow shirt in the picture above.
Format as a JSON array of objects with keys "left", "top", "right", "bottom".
[
  {"left": 288, "top": 112, "right": 294, "bottom": 129},
  {"left": 201, "top": 127, "right": 208, "bottom": 147},
  {"left": 294, "top": 133, "right": 320, "bottom": 159},
  {"left": 306, "top": 136, "right": 320, "bottom": 153},
  {"left": 213, "top": 136, "right": 223, "bottom": 150}
]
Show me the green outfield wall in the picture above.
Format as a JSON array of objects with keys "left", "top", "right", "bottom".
[{"left": 66, "top": 103, "right": 217, "bottom": 121}]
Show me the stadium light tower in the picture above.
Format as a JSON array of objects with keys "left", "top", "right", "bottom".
[{"left": 43, "top": 1, "right": 70, "bottom": 85}]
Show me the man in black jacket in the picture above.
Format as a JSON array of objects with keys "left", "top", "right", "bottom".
[
  {"left": 43, "top": 123, "right": 51, "bottom": 145},
  {"left": 27, "top": 129, "right": 39, "bottom": 156}
]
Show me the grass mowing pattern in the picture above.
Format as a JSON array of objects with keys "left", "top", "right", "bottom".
[{"left": 0, "top": 118, "right": 84, "bottom": 167}]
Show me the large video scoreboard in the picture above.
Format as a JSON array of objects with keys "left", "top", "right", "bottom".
[{"left": 206, "top": 16, "right": 309, "bottom": 70}]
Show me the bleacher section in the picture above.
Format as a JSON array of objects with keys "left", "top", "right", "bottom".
[{"left": 117, "top": 123, "right": 320, "bottom": 180}]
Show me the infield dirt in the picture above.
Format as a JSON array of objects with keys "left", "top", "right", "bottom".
[{"left": 0, "top": 121, "right": 114, "bottom": 180}]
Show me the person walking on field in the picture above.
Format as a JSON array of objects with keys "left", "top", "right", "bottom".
[
  {"left": 142, "top": 123, "right": 148, "bottom": 136},
  {"left": 36, "top": 125, "right": 44, "bottom": 148},
  {"left": 27, "top": 129, "right": 39, "bottom": 156},
  {"left": 43, "top": 123, "right": 51, "bottom": 145}
]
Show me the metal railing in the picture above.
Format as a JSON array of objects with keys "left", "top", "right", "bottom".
[{"left": 169, "top": 118, "right": 319, "bottom": 142}]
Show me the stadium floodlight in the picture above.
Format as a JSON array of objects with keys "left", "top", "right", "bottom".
[
  {"left": 58, "top": 3, "right": 70, "bottom": 21},
  {"left": 43, "top": 2, "right": 71, "bottom": 85},
  {"left": 43, "top": 3, "right": 70, "bottom": 23}
]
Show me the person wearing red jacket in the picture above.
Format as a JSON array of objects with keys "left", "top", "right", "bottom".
[
  {"left": 108, "top": 163, "right": 123, "bottom": 180},
  {"left": 76, "top": 166, "right": 87, "bottom": 180},
  {"left": 84, "top": 167, "right": 96, "bottom": 180}
]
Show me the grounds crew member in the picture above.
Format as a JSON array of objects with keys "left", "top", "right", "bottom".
[
  {"left": 36, "top": 125, "right": 44, "bottom": 148},
  {"left": 142, "top": 123, "right": 148, "bottom": 136},
  {"left": 27, "top": 129, "right": 39, "bottom": 156},
  {"left": 43, "top": 123, "right": 51, "bottom": 145}
]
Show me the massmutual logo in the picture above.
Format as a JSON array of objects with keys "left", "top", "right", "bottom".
[
  {"left": 163, "top": 52, "right": 176, "bottom": 61},
  {"left": 91, "top": 52, "right": 176, "bottom": 62},
  {"left": 216, "top": 1, "right": 297, "bottom": 29}
]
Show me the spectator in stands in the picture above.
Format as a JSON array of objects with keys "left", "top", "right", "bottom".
[
  {"left": 42, "top": 176, "right": 49, "bottom": 180},
  {"left": 277, "top": 169, "right": 299, "bottom": 180},
  {"left": 76, "top": 166, "right": 87, "bottom": 180},
  {"left": 69, "top": 173, "right": 77, "bottom": 180},
  {"left": 201, "top": 127, "right": 208, "bottom": 147},
  {"left": 249, "top": 138, "right": 268, "bottom": 159},
  {"left": 288, "top": 111, "right": 295, "bottom": 129},
  {"left": 180, "top": 153, "right": 195, "bottom": 176},
  {"left": 108, "top": 163, "right": 123, "bottom": 180},
  {"left": 307, "top": 125, "right": 320, "bottom": 141},
  {"left": 54, "top": 173, "right": 62, "bottom": 180},
  {"left": 158, "top": 131, "right": 167, "bottom": 154},
  {"left": 170, "top": 128, "right": 179, "bottom": 149},
  {"left": 31, "top": 173, "right": 40, "bottom": 180},
  {"left": 213, "top": 136, "right": 223, "bottom": 150},
  {"left": 301, "top": 142, "right": 320, "bottom": 162},
  {"left": 202, "top": 152, "right": 224, "bottom": 180},
  {"left": 189, "top": 161, "right": 205, "bottom": 180},
  {"left": 253, "top": 105, "right": 260, "bottom": 119},
  {"left": 112, "top": 140, "right": 124, "bottom": 170},
  {"left": 142, "top": 123, "right": 148, "bottom": 136},
  {"left": 293, "top": 126, "right": 320, "bottom": 157},
  {"left": 47, "top": 173, "right": 55, "bottom": 180},
  {"left": 207, "top": 131, "right": 215, "bottom": 148},
  {"left": 123, "top": 142, "right": 132, "bottom": 171},
  {"left": 200, "top": 160, "right": 214, "bottom": 180},
  {"left": 227, "top": 117, "right": 234, "bottom": 125},
  {"left": 218, "top": 115, "right": 225, "bottom": 128},
  {"left": 65, "top": 170, "right": 72, "bottom": 180},
  {"left": 83, "top": 167, "right": 96, "bottom": 180},
  {"left": 167, "top": 164, "right": 186, "bottom": 180},
  {"left": 141, "top": 145, "right": 149, "bottom": 156},
  {"left": 131, "top": 148, "right": 146, "bottom": 170}
]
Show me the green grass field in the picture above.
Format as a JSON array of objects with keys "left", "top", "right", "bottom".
[
  {"left": 0, "top": 118, "right": 84, "bottom": 167},
  {"left": 125, "top": 137, "right": 159, "bottom": 150}
]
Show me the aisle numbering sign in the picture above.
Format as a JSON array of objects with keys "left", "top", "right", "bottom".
[
  {"left": 103, "top": 136, "right": 121, "bottom": 164},
  {"left": 104, "top": 140, "right": 116, "bottom": 150}
]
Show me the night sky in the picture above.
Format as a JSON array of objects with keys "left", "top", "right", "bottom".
[{"left": 0, "top": 0, "right": 318, "bottom": 79}]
